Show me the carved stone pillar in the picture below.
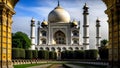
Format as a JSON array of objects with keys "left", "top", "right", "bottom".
[
  {"left": 102, "top": 0, "right": 120, "bottom": 68},
  {"left": 0, "top": 0, "right": 18, "bottom": 68}
]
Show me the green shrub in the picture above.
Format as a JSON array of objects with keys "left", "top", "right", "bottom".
[
  {"left": 61, "top": 50, "right": 74, "bottom": 59},
  {"left": 49, "top": 51, "right": 56, "bottom": 59},
  {"left": 38, "top": 50, "right": 49, "bottom": 60},
  {"left": 25, "top": 50, "right": 32, "bottom": 59},
  {"left": 12, "top": 48, "right": 25, "bottom": 59},
  {"left": 99, "top": 48, "right": 108, "bottom": 60},
  {"left": 44, "top": 50, "right": 49, "bottom": 59},
  {"left": 61, "top": 51, "right": 66, "bottom": 59},
  {"left": 19, "top": 48, "right": 25, "bottom": 59},
  {"left": 74, "top": 50, "right": 84, "bottom": 59},
  {"left": 85, "top": 49, "right": 98, "bottom": 59},
  {"left": 38, "top": 50, "right": 44, "bottom": 59},
  {"left": 32, "top": 50, "right": 38, "bottom": 59},
  {"left": 67, "top": 50, "right": 74, "bottom": 59},
  {"left": 12, "top": 48, "right": 20, "bottom": 59},
  {"left": 89, "top": 49, "right": 98, "bottom": 59}
]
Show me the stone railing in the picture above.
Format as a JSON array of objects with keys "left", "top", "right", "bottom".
[
  {"left": 12, "top": 59, "right": 109, "bottom": 66},
  {"left": 12, "top": 59, "right": 39, "bottom": 65}
]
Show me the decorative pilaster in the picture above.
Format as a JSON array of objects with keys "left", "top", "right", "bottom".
[
  {"left": 83, "top": 3, "right": 89, "bottom": 50},
  {"left": 0, "top": 0, "right": 18, "bottom": 68}
]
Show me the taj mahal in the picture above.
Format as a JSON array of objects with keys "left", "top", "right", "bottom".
[{"left": 30, "top": 1, "right": 101, "bottom": 53}]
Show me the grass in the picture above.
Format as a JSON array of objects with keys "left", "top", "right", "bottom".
[{"left": 13, "top": 63, "right": 46, "bottom": 68}]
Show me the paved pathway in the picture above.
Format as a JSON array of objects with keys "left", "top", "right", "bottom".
[
  {"left": 65, "top": 64, "right": 81, "bottom": 68},
  {"left": 27, "top": 64, "right": 52, "bottom": 68},
  {"left": 49, "top": 64, "right": 65, "bottom": 68}
]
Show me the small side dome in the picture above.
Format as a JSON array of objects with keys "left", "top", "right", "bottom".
[
  {"left": 41, "top": 20, "right": 48, "bottom": 27},
  {"left": 72, "top": 20, "right": 77, "bottom": 26}
]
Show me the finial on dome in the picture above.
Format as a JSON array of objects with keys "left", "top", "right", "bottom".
[{"left": 83, "top": 3, "right": 89, "bottom": 9}]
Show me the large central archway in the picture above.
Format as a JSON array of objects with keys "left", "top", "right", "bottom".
[{"left": 54, "top": 31, "right": 66, "bottom": 44}]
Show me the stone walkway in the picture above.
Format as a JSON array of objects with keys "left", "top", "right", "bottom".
[
  {"left": 27, "top": 64, "right": 52, "bottom": 68},
  {"left": 49, "top": 64, "right": 65, "bottom": 68},
  {"left": 65, "top": 64, "right": 81, "bottom": 68}
]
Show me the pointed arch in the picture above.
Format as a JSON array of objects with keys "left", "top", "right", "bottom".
[{"left": 54, "top": 30, "right": 66, "bottom": 44}]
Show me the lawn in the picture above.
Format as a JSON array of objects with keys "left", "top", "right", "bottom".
[{"left": 13, "top": 63, "right": 45, "bottom": 68}]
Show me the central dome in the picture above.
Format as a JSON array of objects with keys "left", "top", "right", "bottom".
[{"left": 48, "top": 4, "right": 70, "bottom": 23}]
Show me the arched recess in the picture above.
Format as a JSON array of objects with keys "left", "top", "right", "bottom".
[
  {"left": 75, "top": 47, "right": 79, "bottom": 50},
  {"left": 51, "top": 47, "right": 55, "bottom": 51},
  {"left": 41, "top": 38, "right": 46, "bottom": 44},
  {"left": 40, "top": 47, "right": 44, "bottom": 50},
  {"left": 72, "top": 30, "right": 79, "bottom": 36},
  {"left": 72, "top": 38, "right": 79, "bottom": 44},
  {"left": 54, "top": 30, "right": 66, "bottom": 44},
  {"left": 45, "top": 47, "right": 49, "bottom": 51},
  {"left": 69, "top": 47, "right": 73, "bottom": 51},
  {"left": 41, "top": 30, "right": 47, "bottom": 36},
  {"left": 62, "top": 47, "right": 67, "bottom": 51}
]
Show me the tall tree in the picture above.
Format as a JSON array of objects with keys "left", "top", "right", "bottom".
[
  {"left": 12, "top": 32, "right": 31, "bottom": 49},
  {"left": 100, "top": 39, "right": 108, "bottom": 47}
]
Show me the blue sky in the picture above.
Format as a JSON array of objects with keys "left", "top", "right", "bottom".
[{"left": 13, "top": 0, "right": 108, "bottom": 49}]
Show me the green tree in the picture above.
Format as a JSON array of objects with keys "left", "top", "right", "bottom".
[
  {"left": 12, "top": 39, "right": 22, "bottom": 48},
  {"left": 101, "top": 39, "right": 108, "bottom": 47},
  {"left": 12, "top": 31, "right": 31, "bottom": 49}
]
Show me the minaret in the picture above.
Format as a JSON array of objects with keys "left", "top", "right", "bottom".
[
  {"left": 37, "top": 21, "right": 40, "bottom": 45},
  {"left": 30, "top": 18, "right": 36, "bottom": 50},
  {"left": 83, "top": 3, "right": 89, "bottom": 50},
  {"left": 96, "top": 18, "right": 101, "bottom": 49}
]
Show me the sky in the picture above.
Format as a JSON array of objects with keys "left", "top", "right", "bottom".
[{"left": 12, "top": 0, "right": 108, "bottom": 49}]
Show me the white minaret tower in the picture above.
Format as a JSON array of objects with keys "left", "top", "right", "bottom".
[
  {"left": 37, "top": 21, "right": 40, "bottom": 45},
  {"left": 96, "top": 18, "right": 101, "bottom": 49},
  {"left": 83, "top": 3, "right": 89, "bottom": 50},
  {"left": 30, "top": 18, "right": 36, "bottom": 50}
]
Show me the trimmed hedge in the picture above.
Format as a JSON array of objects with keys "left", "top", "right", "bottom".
[
  {"left": 49, "top": 51, "right": 56, "bottom": 59},
  {"left": 99, "top": 48, "right": 108, "bottom": 60},
  {"left": 12, "top": 48, "right": 20, "bottom": 59},
  {"left": 38, "top": 50, "right": 49, "bottom": 59},
  {"left": 67, "top": 50, "right": 74, "bottom": 59},
  {"left": 61, "top": 50, "right": 98, "bottom": 60},
  {"left": 12, "top": 48, "right": 25, "bottom": 59},
  {"left": 19, "top": 48, "right": 25, "bottom": 59},
  {"left": 74, "top": 50, "right": 84, "bottom": 59},
  {"left": 84, "top": 49, "right": 98, "bottom": 59},
  {"left": 32, "top": 50, "right": 38, "bottom": 59},
  {"left": 12, "top": 48, "right": 99, "bottom": 60},
  {"left": 61, "top": 50, "right": 74, "bottom": 59},
  {"left": 25, "top": 50, "right": 32, "bottom": 59}
]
